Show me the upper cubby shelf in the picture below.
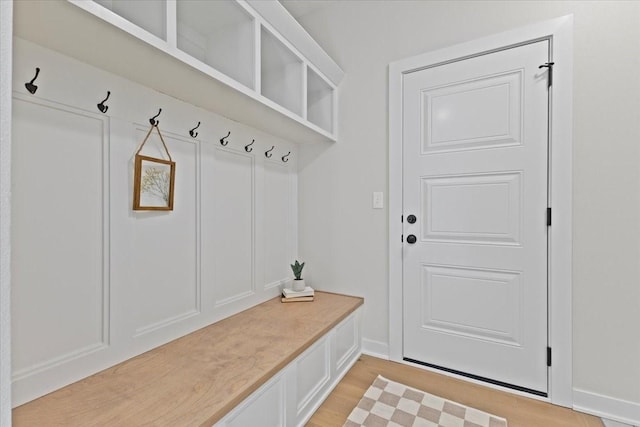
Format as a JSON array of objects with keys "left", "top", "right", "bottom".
[
  {"left": 261, "top": 27, "right": 304, "bottom": 117},
  {"left": 13, "top": 0, "right": 342, "bottom": 144},
  {"left": 95, "top": 0, "right": 167, "bottom": 40},
  {"left": 176, "top": 0, "right": 255, "bottom": 90},
  {"left": 307, "top": 66, "right": 334, "bottom": 134}
]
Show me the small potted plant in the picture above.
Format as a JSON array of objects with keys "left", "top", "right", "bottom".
[{"left": 290, "top": 260, "right": 306, "bottom": 291}]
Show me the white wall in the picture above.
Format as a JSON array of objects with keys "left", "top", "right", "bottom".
[
  {"left": 295, "top": 0, "right": 640, "bottom": 417},
  {"left": 0, "top": 0, "right": 13, "bottom": 423},
  {"left": 11, "top": 39, "right": 298, "bottom": 406}
]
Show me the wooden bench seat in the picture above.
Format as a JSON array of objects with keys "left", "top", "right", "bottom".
[{"left": 13, "top": 291, "right": 363, "bottom": 426}]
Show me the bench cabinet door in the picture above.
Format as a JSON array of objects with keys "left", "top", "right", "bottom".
[
  {"left": 224, "top": 375, "right": 286, "bottom": 427},
  {"left": 292, "top": 336, "right": 331, "bottom": 423},
  {"left": 334, "top": 311, "right": 360, "bottom": 374}
]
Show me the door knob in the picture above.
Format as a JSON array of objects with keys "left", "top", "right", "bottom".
[
  {"left": 406, "top": 234, "right": 417, "bottom": 244},
  {"left": 407, "top": 214, "right": 417, "bottom": 224}
]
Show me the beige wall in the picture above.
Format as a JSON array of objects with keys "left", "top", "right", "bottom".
[{"left": 296, "top": 1, "right": 640, "bottom": 406}]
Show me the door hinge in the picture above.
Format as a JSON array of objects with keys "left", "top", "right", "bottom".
[
  {"left": 547, "top": 347, "right": 552, "bottom": 367},
  {"left": 401, "top": 215, "right": 404, "bottom": 223},
  {"left": 401, "top": 234, "right": 404, "bottom": 243},
  {"left": 539, "top": 62, "right": 555, "bottom": 88},
  {"left": 547, "top": 207, "right": 552, "bottom": 226}
]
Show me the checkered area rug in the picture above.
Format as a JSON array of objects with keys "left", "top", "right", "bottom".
[{"left": 343, "top": 375, "right": 508, "bottom": 427}]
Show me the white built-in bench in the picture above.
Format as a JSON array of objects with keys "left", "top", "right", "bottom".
[{"left": 13, "top": 292, "right": 363, "bottom": 426}]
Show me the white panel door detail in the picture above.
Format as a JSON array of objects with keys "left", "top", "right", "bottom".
[{"left": 403, "top": 41, "right": 549, "bottom": 393}]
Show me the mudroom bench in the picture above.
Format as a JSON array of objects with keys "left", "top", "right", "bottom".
[{"left": 13, "top": 292, "right": 364, "bottom": 426}]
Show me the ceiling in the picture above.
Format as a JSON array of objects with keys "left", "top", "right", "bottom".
[{"left": 279, "top": 0, "right": 335, "bottom": 20}]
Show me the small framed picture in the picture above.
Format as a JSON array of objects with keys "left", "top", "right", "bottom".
[{"left": 133, "top": 154, "right": 176, "bottom": 211}]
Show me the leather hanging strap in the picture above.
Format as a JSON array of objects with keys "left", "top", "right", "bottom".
[{"left": 135, "top": 124, "right": 173, "bottom": 162}]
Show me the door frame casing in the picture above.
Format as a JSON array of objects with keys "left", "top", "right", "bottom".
[
  {"left": 0, "top": 0, "right": 13, "bottom": 423},
  {"left": 388, "top": 15, "right": 573, "bottom": 406}
]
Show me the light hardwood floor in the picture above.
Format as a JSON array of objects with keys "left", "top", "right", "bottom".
[{"left": 308, "top": 355, "right": 602, "bottom": 427}]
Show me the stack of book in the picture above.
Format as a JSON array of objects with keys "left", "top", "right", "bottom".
[{"left": 281, "top": 286, "right": 315, "bottom": 303}]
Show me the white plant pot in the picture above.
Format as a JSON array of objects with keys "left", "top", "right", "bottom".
[{"left": 292, "top": 279, "right": 305, "bottom": 292}]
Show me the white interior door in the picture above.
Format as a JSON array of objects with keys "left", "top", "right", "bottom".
[{"left": 402, "top": 40, "right": 550, "bottom": 394}]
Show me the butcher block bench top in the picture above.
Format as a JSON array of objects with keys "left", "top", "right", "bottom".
[{"left": 13, "top": 291, "right": 364, "bottom": 426}]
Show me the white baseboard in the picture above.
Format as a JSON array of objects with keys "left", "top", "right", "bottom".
[
  {"left": 361, "top": 339, "right": 389, "bottom": 360},
  {"left": 602, "top": 419, "right": 635, "bottom": 427},
  {"left": 574, "top": 388, "right": 640, "bottom": 426}
]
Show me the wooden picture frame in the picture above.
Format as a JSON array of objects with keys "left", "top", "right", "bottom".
[{"left": 133, "top": 154, "right": 176, "bottom": 211}]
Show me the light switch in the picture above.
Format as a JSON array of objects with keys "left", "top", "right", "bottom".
[{"left": 372, "top": 192, "right": 384, "bottom": 209}]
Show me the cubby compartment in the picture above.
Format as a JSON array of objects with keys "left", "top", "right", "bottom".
[
  {"left": 261, "top": 27, "right": 304, "bottom": 116},
  {"left": 94, "top": 0, "right": 167, "bottom": 41},
  {"left": 306, "top": 67, "right": 334, "bottom": 134},
  {"left": 176, "top": 0, "right": 255, "bottom": 89}
]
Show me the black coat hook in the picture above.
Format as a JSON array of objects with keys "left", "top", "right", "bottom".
[
  {"left": 25, "top": 67, "right": 40, "bottom": 94},
  {"left": 97, "top": 91, "right": 111, "bottom": 113},
  {"left": 265, "top": 146, "right": 275, "bottom": 158},
  {"left": 245, "top": 139, "right": 255, "bottom": 152},
  {"left": 149, "top": 108, "right": 162, "bottom": 126},
  {"left": 189, "top": 121, "right": 201, "bottom": 138},
  {"left": 282, "top": 151, "right": 291, "bottom": 162},
  {"left": 220, "top": 131, "right": 230, "bottom": 146}
]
